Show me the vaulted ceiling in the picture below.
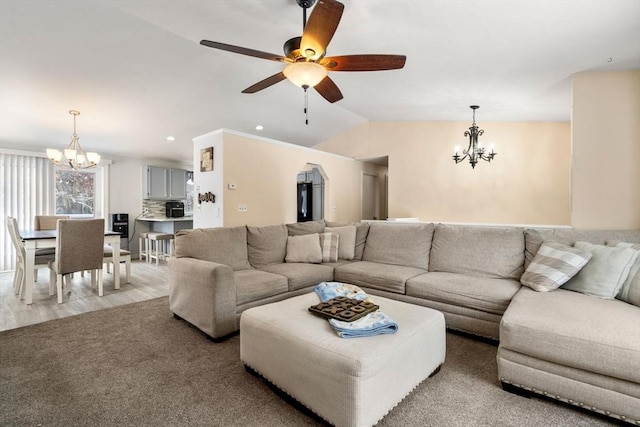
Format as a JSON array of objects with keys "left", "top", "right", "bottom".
[{"left": 1, "top": 0, "right": 638, "bottom": 163}]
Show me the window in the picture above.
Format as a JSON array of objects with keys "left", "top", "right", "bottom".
[
  {"left": 54, "top": 167, "right": 104, "bottom": 218},
  {"left": 185, "top": 171, "right": 194, "bottom": 214},
  {"left": 0, "top": 151, "right": 108, "bottom": 271}
]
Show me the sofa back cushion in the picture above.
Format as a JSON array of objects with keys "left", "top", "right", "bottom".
[
  {"left": 247, "top": 224, "right": 288, "bottom": 268},
  {"left": 525, "top": 229, "right": 640, "bottom": 269},
  {"left": 429, "top": 225, "right": 525, "bottom": 280},
  {"left": 174, "top": 226, "right": 251, "bottom": 271},
  {"left": 362, "top": 222, "right": 434, "bottom": 270},
  {"left": 286, "top": 220, "right": 325, "bottom": 236}
]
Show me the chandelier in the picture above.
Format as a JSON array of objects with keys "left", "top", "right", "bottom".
[
  {"left": 453, "top": 105, "right": 496, "bottom": 169},
  {"left": 46, "top": 110, "right": 100, "bottom": 170}
]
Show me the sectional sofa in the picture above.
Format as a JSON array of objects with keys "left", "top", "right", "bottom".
[{"left": 168, "top": 220, "right": 640, "bottom": 424}]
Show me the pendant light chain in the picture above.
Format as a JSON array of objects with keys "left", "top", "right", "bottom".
[{"left": 304, "top": 85, "right": 309, "bottom": 125}]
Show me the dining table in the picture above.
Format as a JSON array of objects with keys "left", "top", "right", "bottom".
[{"left": 19, "top": 229, "right": 123, "bottom": 305}]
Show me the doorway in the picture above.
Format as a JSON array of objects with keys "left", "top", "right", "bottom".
[
  {"left": 362, "top": 173, "right": 377, "bottom": 220},
  {"left": 360, "top": 156, "right": 388, "bottom": 221},
  {"left": 296, "top": 166, "right": 325, "bottom": 222}
]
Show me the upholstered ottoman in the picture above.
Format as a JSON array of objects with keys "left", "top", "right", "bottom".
[{"left": 240, "top": 293, "right": 446, "bottom": 427}]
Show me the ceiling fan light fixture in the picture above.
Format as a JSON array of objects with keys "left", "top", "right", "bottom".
[{"left": 283, "top": 62, "right": 327, "bottom": 88}]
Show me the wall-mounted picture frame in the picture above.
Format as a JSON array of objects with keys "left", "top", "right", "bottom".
[{"left": 200, "top": 147, "right": 213, "bottom": 172}]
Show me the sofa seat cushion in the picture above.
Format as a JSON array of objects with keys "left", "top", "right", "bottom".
[
  {"left": 334, "top": 261, "right": 427, "bottom": 294},
  {"left": 260, "top": 263, "right": 335, "bottom": 291},
  {"left": 322, "top": 259, "right": 358, "bottom": 268},
  {"left": 406, "top": 272, "right": 521, "bottom": 315},
  {"left": 234, "top": 269, "right": 288, "bottom": 306},
  {"left": 500, "top": 287, "right": 640, "bottom": 383},
  {"left": 430, "top": 225, "right": 525, "bottom": 280}
]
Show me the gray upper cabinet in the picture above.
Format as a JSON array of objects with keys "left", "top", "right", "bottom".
[
  {"left": 143, "top": 166, "right": 188, "bottom": 200},
  {"left": 168, "top": 169, "right": 187, "bottom": 199}
]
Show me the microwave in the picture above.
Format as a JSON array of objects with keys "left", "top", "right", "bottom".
[{"left": 166, "top": 201, "right": 185, "bottom": 218}]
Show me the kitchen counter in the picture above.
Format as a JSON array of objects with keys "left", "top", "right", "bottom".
[
  {"left": 136, "top": 216, "right": 193, "bottom": 234},
  {"left": 138, "top": 216, "right": 193, "bottom": 222}
]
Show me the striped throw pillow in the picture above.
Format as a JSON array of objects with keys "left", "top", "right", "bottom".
[
  {"left": 319, "top": 232, "right": 339, "bottom": 263},
  {"left": 520, "top": 241, "right": 592, "bottom": 292}
]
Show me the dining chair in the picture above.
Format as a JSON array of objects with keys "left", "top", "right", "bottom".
[
  {"left": 34, "top": 215, "right": 70, "bottom": 230},
  {"left": 103, "top": 245, "right": 132, "bottom": 284},
  {"left": 6, "top": 216, "right": 55, "bottom": 299},
  {"left": 32, "top": 215, "right": 69, "bottom": 259},
  {"left": 48, "top": 219, "right": 105, "bottom": 304}
]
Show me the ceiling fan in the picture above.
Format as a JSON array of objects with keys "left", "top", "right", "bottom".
[{"left": 199, "top": 0, "right": 406, "bottom": 105}]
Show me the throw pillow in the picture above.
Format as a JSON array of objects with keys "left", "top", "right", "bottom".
[
  {"left": 608, "top": 241, "right": 640, "bottom": 307},
  {"left": 561, "top": 242, "right": 639, "bottom": 299},
  {"left": 520, "top": 241, "right": 592, "bottom": 292},
  {"left": 325, "top": 225, "right": 356, "bottom": 260},
  {"left": 285, "top": 233, "right": 322, "bottom": 263},
  {"left": 319, "top": 232, "right": 339, "bottom": 263}
]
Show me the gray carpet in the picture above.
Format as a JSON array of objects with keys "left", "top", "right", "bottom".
[{"left": 0, "top": 297, "right": 615, "bottom": 427}]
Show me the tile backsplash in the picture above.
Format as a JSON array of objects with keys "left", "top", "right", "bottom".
[{"left": 141, "top": 200, "right": 175, "bottom": 218}]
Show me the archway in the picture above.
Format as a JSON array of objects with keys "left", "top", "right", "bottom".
[{"left": 296, "top": 164, "right": 327, "bottom": 222}]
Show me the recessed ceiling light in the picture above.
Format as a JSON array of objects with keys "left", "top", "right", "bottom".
[
  {"left": 255, "top": 125, "right": 264, "bottom": 131},
  {"left": 166, "top": 136, "right": 176, "bottom": 141}
]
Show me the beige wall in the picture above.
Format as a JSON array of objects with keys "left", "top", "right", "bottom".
[
  {"left": 315, "top": 121, "right": 571, "bottom": 226},
  {"left": 571, "top": 70, "right": 640, "bottom": 229},
  {"left": 219, "top": 131, "right": 372, "bottom": 227}
]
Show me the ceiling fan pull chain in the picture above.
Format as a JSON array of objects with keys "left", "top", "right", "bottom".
[{"left": 304, "top": 85, "right": 309, "bottom": 125}]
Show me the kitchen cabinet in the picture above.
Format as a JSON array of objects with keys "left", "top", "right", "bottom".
[
  {"left": 168, "top": 169, "right": 187, "bottom": 199},
  {"left": 143, "top": 166, "right": 188, "bottom": 200}
]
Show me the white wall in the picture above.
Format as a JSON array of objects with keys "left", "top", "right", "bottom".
[{"left": 191, "top": 130, "right": 224, "bottom": 229}]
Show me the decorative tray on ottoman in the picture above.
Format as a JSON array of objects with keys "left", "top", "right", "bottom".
[{"left": 308, "top": 296, "right": 379, "bottom": 322}]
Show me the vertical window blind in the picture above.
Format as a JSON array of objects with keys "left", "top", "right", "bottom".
[{"left": 0, "top": 153, "right": 55, "bottom": 271}]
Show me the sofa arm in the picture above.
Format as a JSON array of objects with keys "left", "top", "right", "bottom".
[{"left": 168, "top": 257, "right": 237, "bottom": 340}]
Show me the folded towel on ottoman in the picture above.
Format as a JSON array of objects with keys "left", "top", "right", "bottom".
[
  {"left": 313, "top": 282, "right": 398, "bottom": 338},
  {"left": 329, "top": 311, "right": 399, "bottom": 338},
  {"left": 313, "top": 281, "right": 371, "bottom": 302}
]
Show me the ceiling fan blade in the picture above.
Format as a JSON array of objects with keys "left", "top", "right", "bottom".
[
  {"left": 200, "top": 40, "right": 286, "bottom": 62},
  {"left": 314, "top": 76, "right": 343, "bottom": 103},
  {"left": 300, "top": 0, "right": 344, "bottom": 60},
  {"left": 242, "top": 72, "right": 287, "bottom": 94},
  {"left": 322, "top": 54, "right": 406, "bottom": 71}
]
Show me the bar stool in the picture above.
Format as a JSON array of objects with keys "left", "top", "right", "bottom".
[
  {"left": 138, "top": 232, "right": 149, "bottom": 262},
  {"left": 147, "top": 232, "right": 174, "bottom": 266}
]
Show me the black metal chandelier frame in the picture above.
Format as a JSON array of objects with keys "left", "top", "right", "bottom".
[{"left": 453, "top": 105, "right": 496, "bottom": 169}]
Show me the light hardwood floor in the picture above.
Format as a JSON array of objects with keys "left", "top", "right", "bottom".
[{"left": 0, "top": 260, "right": 169, "bottom": 332}]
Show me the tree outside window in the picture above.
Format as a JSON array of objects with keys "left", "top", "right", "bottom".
[{"left": 55, "top": 170, "right": 95, "bottom": 215}]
